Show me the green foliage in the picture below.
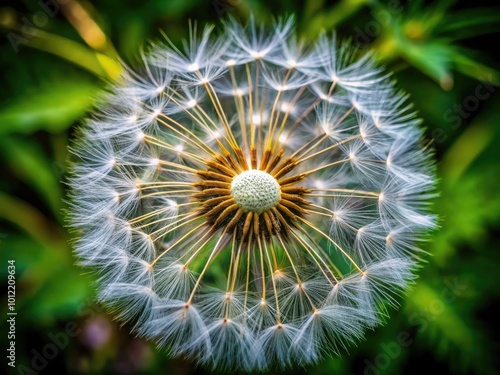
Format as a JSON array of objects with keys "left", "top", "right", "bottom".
[
  {"left": 0, "top": 80, "right": 98, "bottom": 135},
  {"left": 0, "top": 0, "right": 498, "bottom": 374}
]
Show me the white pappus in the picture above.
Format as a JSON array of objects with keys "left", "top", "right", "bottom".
[{"left": 67, "top": 16, "right": 437, "bottom": 372}]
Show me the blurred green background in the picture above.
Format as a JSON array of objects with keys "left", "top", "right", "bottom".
[{"left": 0, "top": 0, "right": 499, "bottom": 374}]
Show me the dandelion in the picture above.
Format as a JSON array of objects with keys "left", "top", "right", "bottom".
[{"left": 68, "top": 17, "right": 436, "bottom": 371}]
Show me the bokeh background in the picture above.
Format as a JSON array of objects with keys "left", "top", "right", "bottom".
[{"left": 1, "top": 0, "right": 499, "bottom": 374}]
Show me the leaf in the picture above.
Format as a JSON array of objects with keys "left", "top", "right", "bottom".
[
  {"left": 22, "top": 267, "right": 90, "bottom": 322},
  {"left": 451, "top": 50, "right": 500, "bottom": 83},
  {"left": 157, "top": 0, "right": 199, "bottom": 13},
  {"left": 405, "top": 282, "right": 473, "bottom": 353},
  {"left": 0, "top": 235, "right": 45, "bottom": 276},
  {"left": 306, "top": 0, "right": 368, "bottom": 36},
  {"left": 440, "top": 8, "right": 500, "bottom": 39},
  {"left": 0, "top": 233, "right": 88, "bottom": 322},
  {"left": 0, "top": 79, "right": 98, "bottom": 135},
  {"left": 0, "top": 192, "right": 63, "bottom": 246},
  {"left": 395, "top": 40, "right": 454, "bottom": 89}
]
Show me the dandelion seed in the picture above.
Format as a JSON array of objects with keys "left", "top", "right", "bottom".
[{"left": 68, "top": 17, "right": 436, "bottom": 371}]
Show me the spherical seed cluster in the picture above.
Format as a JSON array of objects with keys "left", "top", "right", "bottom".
[
  {"left": 231, "top": 170, "right": 281, "bottom": 214},
  {"left": 68, "top": 17, "right": 436, "bottom": 371}
]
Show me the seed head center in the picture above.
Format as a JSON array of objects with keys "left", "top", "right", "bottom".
[{"left": 231, "top": 170, "right": 281, "bottom": 214}]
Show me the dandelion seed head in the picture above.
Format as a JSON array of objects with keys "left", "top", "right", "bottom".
[{"left": 68, "top": 16, "right": 436, "bottom": 371}]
